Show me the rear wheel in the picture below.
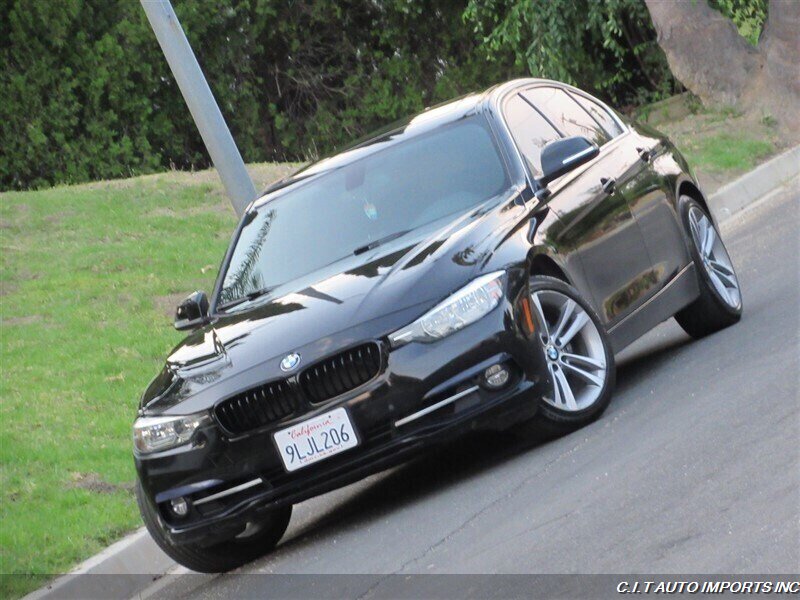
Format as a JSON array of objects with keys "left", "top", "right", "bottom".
[
  {"left": 135, "top": 479, "right": 291, "bottom": 573},
  {"left": 674, "top": 198, "right": 742, "bottom": 338},
  {"left": 523, "top": 276, "right": 616, "bottom": 437}
]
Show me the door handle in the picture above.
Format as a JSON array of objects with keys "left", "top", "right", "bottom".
[
  {"left": 636, "top": 147, "right": 651, "bottom": 162},
  {"left": 600, "top": 177, "right": 616, "bottom": 195}
]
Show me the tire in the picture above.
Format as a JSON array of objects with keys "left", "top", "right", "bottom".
[
  {"left": 135, "top": 479, "right": 291, "bottom": 573},
  {"left": 522, "top": 275, "right": 616, "bottom": 439},
  {"left": 674, "top": 197, "right": 742, "bottom": 339}
]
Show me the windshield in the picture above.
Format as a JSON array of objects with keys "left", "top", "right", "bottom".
[{"left": 218, "top": 116, "right": 510, "bottom": 307}]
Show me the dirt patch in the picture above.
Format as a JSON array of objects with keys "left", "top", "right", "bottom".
[
  {"left": 76, "top": 161, "right": 301, "bottom": 195},
  {"left": 0, "top": 282, "right": 19, "bottom": 296},
  {"left": 67, "top": 472, "right": 133, "bottom": 495},
  {"left": 660, "top": 111, "right": 789, "bottom": 146},
  {"left": 148, "top": 206, "right": 177, "bottom": 218},
  {"left": 188, "top": 200, "right": 236, "bottom": 217},
  {"left": 249, "top": 162, "right": 302, "bottom": 190},
  {"left": 8, "top": 269, "right": 41, "bottom": 282},
  {"left": 154, "top": 292, "right": 188, "bottom": 318},
  {"left": 113, "top": 346, "right": 142, "bottom": 359},
  {"left": 658, "top": 110, "right": 795, "bottom": 194},
  {"left": 116, "top": 293, "right": 135, "bottom": 306},
  {"left": 43, "top": 211, "right": 74, "bottom": 226},
  {"left": 2, "top": 314, "right": 43, "bottom": 326},
  {"left": 147, "top": 202, "right": 234, "bottom": 219}
]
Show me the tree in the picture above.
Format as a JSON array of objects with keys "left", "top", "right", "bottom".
[
  {"left": 0, "top": 0, "right": 515, "bottom": 191},
  {"left": 644, "top": 0, "right": 800, "bottom": 131},
  {"left": 465, "top": 0, "right": 679, "bottom": 109}
]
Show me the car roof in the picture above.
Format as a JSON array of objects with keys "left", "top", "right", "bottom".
[{"left": 255, "top": 78, "right": 565, "bottom": 204}]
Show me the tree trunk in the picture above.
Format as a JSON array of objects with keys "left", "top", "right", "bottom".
[
  {"left": 645, "top": 0, "right": 800, "bottom": 131},
  {"left": 747, "top": 0, "right": 800, "bottom": 128}
]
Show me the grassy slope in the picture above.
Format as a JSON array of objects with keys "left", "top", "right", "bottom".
[
  {"left": 0, "top": 164, "right": 294, "bottom": 597},
  {"left": 0, "top": 101, "right": 793, "bottom": 597},
  {"left": 638, "top": 96, "right": 791, "bottom": 193}
]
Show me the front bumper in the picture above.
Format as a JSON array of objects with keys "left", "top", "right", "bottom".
[{"left": 135, "top": 296, "right": 549, "bottom": 546}]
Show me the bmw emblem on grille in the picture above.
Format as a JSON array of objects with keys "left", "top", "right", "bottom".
[{"left": 280, "top": 352, "right": 301, "bottom": 372}]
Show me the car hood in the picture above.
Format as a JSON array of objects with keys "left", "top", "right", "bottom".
[{"left": 141, "top": 189, "right": 524, "bottom": 414}]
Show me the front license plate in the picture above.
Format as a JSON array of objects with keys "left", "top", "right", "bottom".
[{"left": 273, "top": 408, "right": 359, "bottom": 472}]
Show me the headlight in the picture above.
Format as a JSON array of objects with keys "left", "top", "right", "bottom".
[
  {"left": 389, "top": 271, "right": 505, "bottom": 346},
  {"left": 133, "top": 413, "right": 210, "bottom": 454}
]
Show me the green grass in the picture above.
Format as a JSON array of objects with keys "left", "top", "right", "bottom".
[
  {"left": 635, "top": 94, "right": 785, "bottom": 184},
  {"left": 0, "top": 174, "right": 248, "bottom": 597},
  {"left": 679, "top": 132, "right": 774, "bottom": 173}
]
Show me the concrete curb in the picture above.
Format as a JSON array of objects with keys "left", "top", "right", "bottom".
[
  {"left": 23, "top": 529, "right": 172, "bottom": 600},
  {"left": 24, "top": 146, "right": 800, "bottom": 600},
  {"left": 709, "top": 145, "right": 799, "bottom": 222}
]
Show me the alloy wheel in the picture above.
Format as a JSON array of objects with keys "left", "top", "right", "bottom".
[
  {"left": 530, "top": 289, "right": 607, "bottom": 412},
  {"left": 687, "top": 206, "right": 741, "bottom": 309}
]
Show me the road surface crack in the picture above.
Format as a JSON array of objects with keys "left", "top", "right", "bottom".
[{"left": 355, "top": 434, "right": 595, "bottom": 599}]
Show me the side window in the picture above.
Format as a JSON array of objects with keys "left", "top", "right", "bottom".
[
  {"left": 503, "top": 94, "right": 561, "bottom": 176},
  {"left": 523, "top": 87, "right": 610, "bottom": 147},
  {"left": 571, "top": 93, "right": 624, "bottom": 140}
]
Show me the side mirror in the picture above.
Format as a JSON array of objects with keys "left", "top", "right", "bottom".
[
  {"left": 537, "top": 136, "right": 599, "bottom": 188},
  {"left": 174, "top": 291, "right": 210, "bottom": 331}
]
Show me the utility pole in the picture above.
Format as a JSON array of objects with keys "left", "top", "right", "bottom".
[{"left": 140, "top": 0, "right": 256, "bottom": 217}]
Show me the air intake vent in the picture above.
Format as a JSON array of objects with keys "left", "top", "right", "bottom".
[
  {"left": 299, "top": 342, "right": 381, "bottom": 404},
  {"left": 214, "top": 380, "right": 299, "bottom": 435}
]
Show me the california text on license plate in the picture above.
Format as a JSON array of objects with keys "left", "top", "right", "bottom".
[{"left": 273, "top": 408, "right": 359, "bottom": 472}]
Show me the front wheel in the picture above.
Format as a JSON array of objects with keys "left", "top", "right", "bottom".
[
  {"left": 135, "top": 479, "right": 291, "bottom": 573},
  {"left": 674, "top": 198, "right": 742, "bottom": 339},
  {"left": 523, "top": 276, "right": 616, "bottom": 438}
]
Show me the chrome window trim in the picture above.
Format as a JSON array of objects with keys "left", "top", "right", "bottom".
[
  {"left": 519, "top": 84, "right": 627, "bottom": 145},
  {"left": 561, "top": 146, "right": 596, "bottom": 165},
  {"left": 493, "top": 79, "right": 632, "bottom": 194},
  {"left": 493, "top": 93, "right": 538, "bottom": 189}
]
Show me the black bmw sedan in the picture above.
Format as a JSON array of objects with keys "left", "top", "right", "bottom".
[{"left": 133, "top": 79, "right": 742, "bottom": 572}]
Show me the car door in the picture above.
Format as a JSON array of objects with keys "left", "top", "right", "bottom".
[
  {"left": 521, "top": 86, "right": 657, "bottom": 328},
  {"left": 570, "top": 92, "right": 689, "bottom": 294},
  {"left": 500, "top": 93, "right": 589, "bottom": 298}
]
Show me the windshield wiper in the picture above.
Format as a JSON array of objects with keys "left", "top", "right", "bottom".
[
  {"left": 217, "top": 286, "right": 274, "bottom": 311},
  {"left": 352, "top": 229, "right": 411, "bottom": 256}
]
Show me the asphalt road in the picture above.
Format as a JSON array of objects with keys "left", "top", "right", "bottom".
[{"left": 150, "top": 186, "right": 799, "bottom": 598}]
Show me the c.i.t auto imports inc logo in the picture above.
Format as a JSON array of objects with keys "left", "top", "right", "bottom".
[{"left": 616, "top": 579, "right": 799, "bottom": 595}]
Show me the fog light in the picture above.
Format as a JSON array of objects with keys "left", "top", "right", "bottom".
[
  {"left": 483, "top": 364, "right": 510, "bottom": 389},
  {"left": 170, "top": 497, "right": 189, "bottom": 517}
]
